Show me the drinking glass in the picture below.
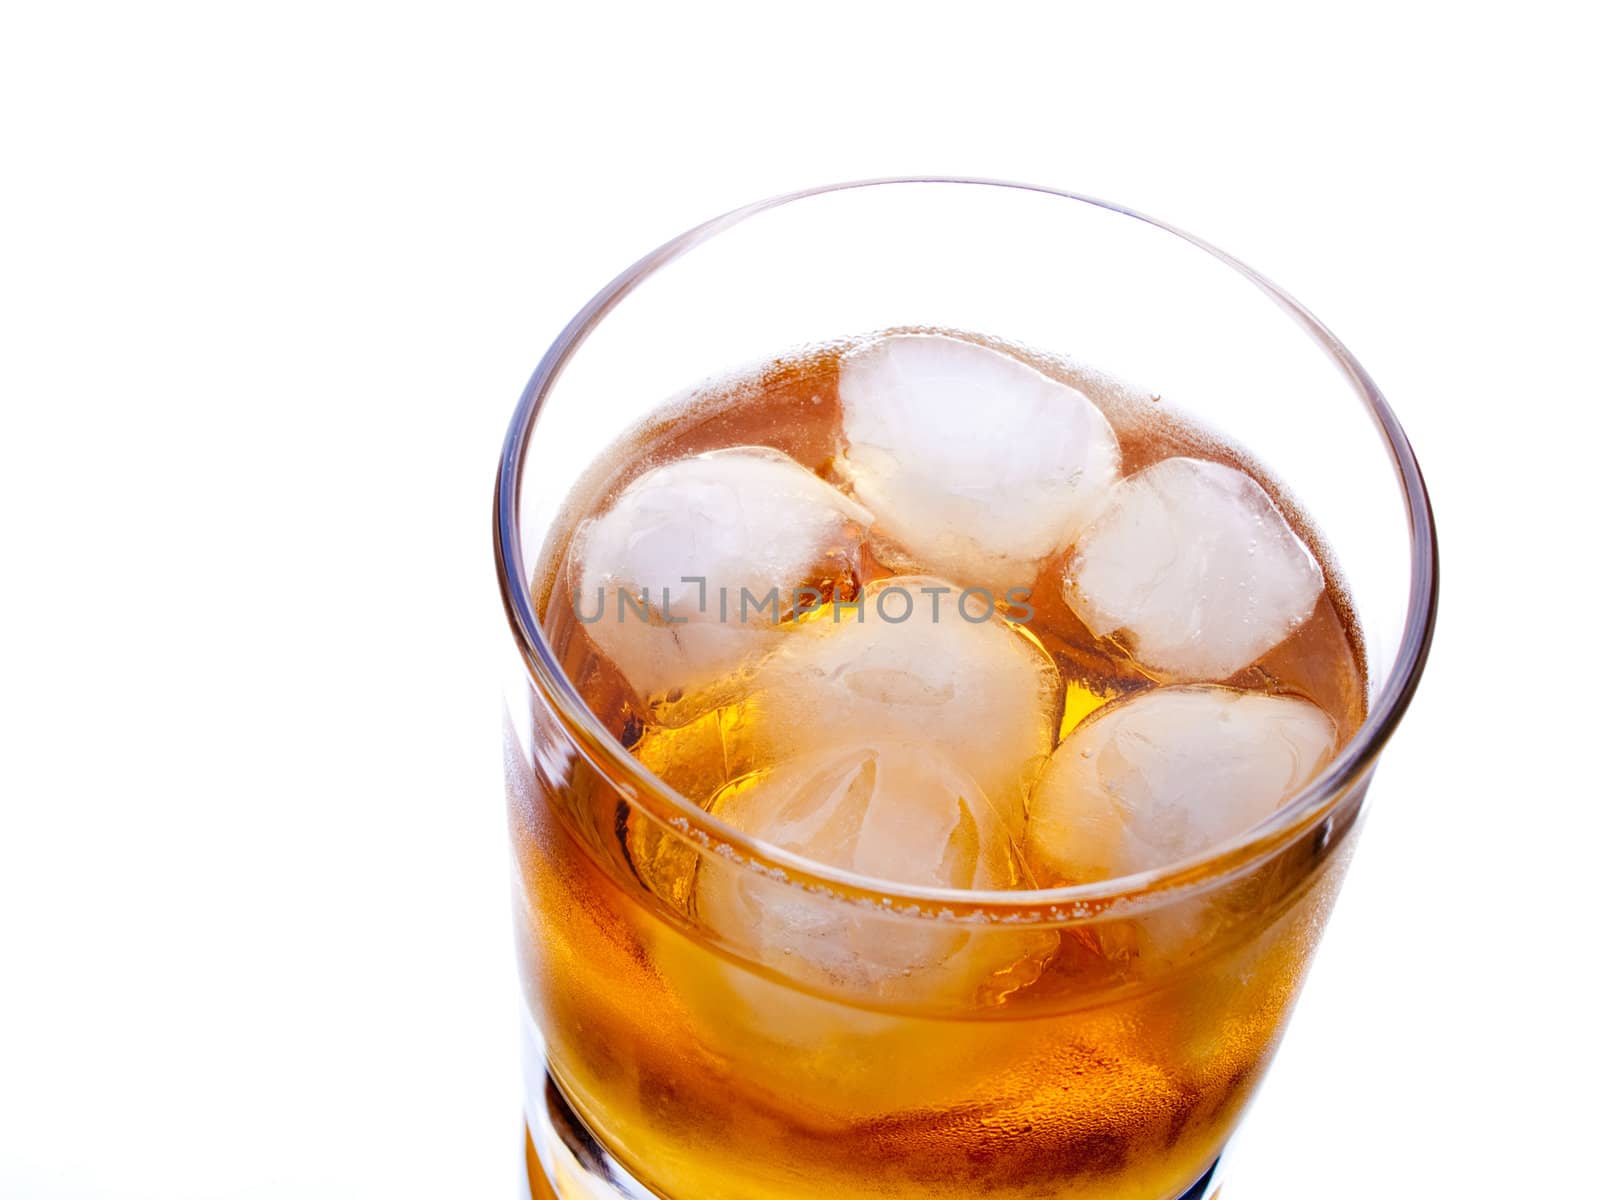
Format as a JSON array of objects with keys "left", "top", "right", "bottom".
[{"left": 494, "top": 179, "right": 1438, "bottom": 1200}]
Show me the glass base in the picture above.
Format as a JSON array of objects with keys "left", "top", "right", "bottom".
[
  {"left": 523, "top": 1066, "right": 1224, "bottom": 1200},
  {"left": 524, "top": 1071, "right": 658, "bottom": 1199}
]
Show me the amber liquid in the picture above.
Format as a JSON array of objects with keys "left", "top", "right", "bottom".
[{"left": 510, "top": 331, "right": 1367, "bottom": 1199}]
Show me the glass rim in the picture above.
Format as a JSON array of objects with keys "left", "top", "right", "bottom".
[{"left": 493, "top": 177, "right": 1439, "bottom": 922}]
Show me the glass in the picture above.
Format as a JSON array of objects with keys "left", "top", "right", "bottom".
[{"left": 494, "top": 179, "right": 1438, "bottom": 1200}]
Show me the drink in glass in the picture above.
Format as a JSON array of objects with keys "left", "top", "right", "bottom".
[{"left": 495, "top": 182, "right": 1437, "bottom": 1200}]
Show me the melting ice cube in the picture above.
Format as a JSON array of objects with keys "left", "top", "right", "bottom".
[
  {"left": 1062, "top": 456, "right": 1325, "bottom": 681},
  {"left": 695, "top": 742, "right": 1053, "bottom": 1005},
  {"left": 837, "top": 334, "right": 1121, "bottom": 592},
  {"left": 736, "top": 576, "right": 1063, "bottom": 839},
  {"left": 1024, "top": 685, "right": 1338, "bottom": 884},
  {"left": 573, "top": 447, "right": 872, "bottom": 699}
]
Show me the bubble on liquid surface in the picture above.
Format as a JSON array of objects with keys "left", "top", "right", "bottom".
[
  {"left": 736, "top": 576, "right": 1063, "bottom": 839},
  {"left": 1061, "top": 456, "right": 1324, "bottom": 682},
  {"left": 1025, "top": 685, "right": 1338, "bottom": 884},
  {"left": 837, "top": 334, "right": 1121, "bottom": 592},
  {"left": 574, "top": 447, "right": 872, "bottom": 699},
  {"left": 694, "top": 742, "right": 1053, "bottom": 1005}
]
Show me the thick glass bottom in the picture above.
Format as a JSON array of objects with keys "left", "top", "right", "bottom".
[{"left": 522, "top": 1065, "right": 1224, "bottom": 1200}]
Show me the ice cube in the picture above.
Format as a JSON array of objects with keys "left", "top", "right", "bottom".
[
  {"left": 573, "top": 447, "right": 872, "bottom": 699},
  {"left": 837, "top": 334, "right": 1121, "bottom": 592},
  {"left": 695, "top": 743, "right": 1054, "bottom": 1006},
  {"left": 1024, "top": 685, "right": 1338, "bottom": 884},
  {"left": 737, "top": 576, "right": 1063, "bottom": 838},
  {"left": 1062, "top": 456, "right": 1324, "bottom": 681}
]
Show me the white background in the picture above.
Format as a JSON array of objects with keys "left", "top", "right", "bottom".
[{"left": 2, "top": 3, "right": 1595, "bottom": 1196}]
